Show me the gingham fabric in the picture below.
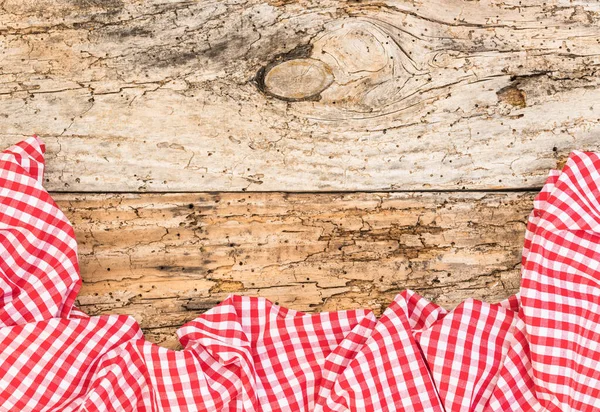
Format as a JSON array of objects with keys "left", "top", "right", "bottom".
[{"left": 1, "top": 137, "right": 600, "bottom": 411}]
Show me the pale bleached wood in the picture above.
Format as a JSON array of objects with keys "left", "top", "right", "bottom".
[
  {"left": 0, "top": 0, "right": 599, "bottom": 191},
  {"left": 55, "top": 191, "right": 534, "bottom": 348}
]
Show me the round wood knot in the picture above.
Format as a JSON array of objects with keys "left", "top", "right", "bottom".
[{"left": 263, "top": 58, "right": 333, "bottom": 101}]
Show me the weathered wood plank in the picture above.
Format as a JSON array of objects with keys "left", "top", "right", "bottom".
[
  {"left": 56, "top": 191, "right": 535, "bottom": 348},
  {"left": 1, "top": 0, "right": 599, "bottom": 192}
]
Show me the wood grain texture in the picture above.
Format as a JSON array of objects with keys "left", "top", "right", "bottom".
[
  {"left": 56, "top": 191, "right": 535, "bottom": 349},
  {"left": 0, "top": 0, "right": 599, "bottom": 192},
  {"left": 2, "top": 1, "right": 587, "bottom": 350}
]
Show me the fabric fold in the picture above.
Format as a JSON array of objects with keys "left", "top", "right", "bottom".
[
  {"left": 0, "top": 136, "right": 80, "bottom": 327},
  {"left": 519, "top": 150, "right": 600, "bottom": 411}
]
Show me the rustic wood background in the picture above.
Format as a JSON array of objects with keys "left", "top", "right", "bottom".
[{"left": 1, "top": 0, "right": 599, "bottom": 348}]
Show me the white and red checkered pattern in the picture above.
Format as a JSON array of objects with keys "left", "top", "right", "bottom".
[{"left": 1, "top": 136, "right": 600, "bottom": 411}]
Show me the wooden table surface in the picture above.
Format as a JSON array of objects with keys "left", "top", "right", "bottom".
[{"left": 1, "top": 0, "right": 599, "bottom": 348}]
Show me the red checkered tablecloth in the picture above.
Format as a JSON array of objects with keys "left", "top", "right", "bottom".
[{"left": 1, "top": 136, "right": 600, "bottom": 411}]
